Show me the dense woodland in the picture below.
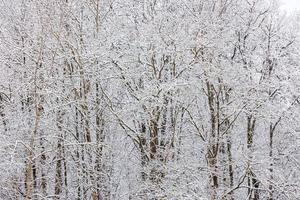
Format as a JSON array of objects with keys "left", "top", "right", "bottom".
[{"left": 0, "top": 0, "right": 299, "bottom": 199}]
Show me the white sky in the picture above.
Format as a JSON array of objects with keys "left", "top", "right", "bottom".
[{"left": 280, "top": 0, "right": 300, "bottom": 12}]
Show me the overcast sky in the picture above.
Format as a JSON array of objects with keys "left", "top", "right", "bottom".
[{"left": 280, "top": 0, "right": 300, "bottom": 12}]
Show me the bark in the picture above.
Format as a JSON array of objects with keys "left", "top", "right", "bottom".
[
  {"left": 226, "top": 133, "right": 234, "bottom": 199},
  {"left": 94, "top": 82, "right": 107, "bottom": 199},
  {"left": 206, "top": 81, "right": 219, "bottom": 200},
  {"left": 25, "top": 106, "right": 42, "bottom": 200},
  {"left": 54, "top": 113, "right": 63, "bottom": 199},
  {"left": 246, "top": 115, "right": 260, "bottom": 200},
  {"left": 54, "top": 141, "right": 63, "bottom": 199},
  {"left": 268, "top": 119, "right": 280, "bottom": 200},
  {"left": 40, "top": 138, "right": 47, "bottom": 197}
]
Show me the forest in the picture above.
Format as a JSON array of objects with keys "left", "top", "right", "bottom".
[{"left": 0, "top": 0, "right": 299, "bottom": 199}]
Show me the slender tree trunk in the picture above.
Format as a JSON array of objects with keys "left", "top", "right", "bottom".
[
  {"left": 206, "top": 82, "right": 219, "bottom": 200},
  {"left": 226, "top": 133, "right": 234, "bottom": 200},
  {"left": 55, "top": 102, "right": 65, "bottom": 199},
  {"left": 40, "top": 137, "right": 47, "bottom": 197},
  {"left": 246, "top": 115, "right": 260, "bottom": 200},
  {"left": 268, "top": 124, "right": 274, "bottom": 200},
  {"left": 54, "top": 135, "right": 63, "bottom": 198}
]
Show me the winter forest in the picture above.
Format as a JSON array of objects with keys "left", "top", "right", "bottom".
[{"left": 0, "top": 0, "right": 299, "bottom": 199}]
